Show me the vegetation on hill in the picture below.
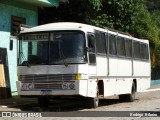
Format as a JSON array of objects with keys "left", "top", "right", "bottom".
[{"left": 39, "top": 0, "right": 160, "bottom": 72}]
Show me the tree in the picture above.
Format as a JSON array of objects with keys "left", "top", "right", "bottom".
[
  {"left": 39, "top": 0, "right": 160, "bottom": 72},
  {"left": 144, "top": 0, "right": 160, "bottom": 71},
  {"left": 89, "top": 0, "right": 139, "bottom": 32},
  {"left": 38, "top": 0, "right": 102, "bottom": 24},
  {"left": 150, "top": 10, "right": 160, "bottom": 72}
]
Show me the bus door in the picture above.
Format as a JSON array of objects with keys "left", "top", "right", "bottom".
[
  {"left": 95, "top": 32, "right": 108, "bottom": 77},
  {"left": 87, "top": 33, "right": 96, "bottom": 75},
  {"left": 108, "top": 34, "right": 118, "bottom": 95},
  {"left": 87, "top": 33, "right": 97, "bottom": 96}
]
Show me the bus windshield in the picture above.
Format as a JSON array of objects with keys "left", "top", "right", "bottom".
[{"left": 19, "top": 31, "right": 86, "bottom": 65}]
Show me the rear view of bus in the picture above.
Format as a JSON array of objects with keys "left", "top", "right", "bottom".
[{"left": 16, "top": 22, "right": 151, "bottom": 108}]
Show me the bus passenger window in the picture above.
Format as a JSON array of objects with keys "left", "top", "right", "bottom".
[
  {"left": 145, "top": 45, "right": 149, "bottom": 60},
  {"left": 88, "top": 33, "right": 96, "bottom": 64},
  {"left": 141, "top": 43, "right": 149, "bottom": 60},
  {"left": 109, "top": 35, "right": 117, "bottom": 56},
  {"left": 117, "top": 37, "right": 125, "bottom": 57},
  {"left": 88, "top": 34, "right": 95, "bottom": 52},
  {"left": 125, "top": 39, "right": 132, "bottom": 58},
  {"left": 133, "top": 41, "right": 141, "bottom": 59},
  {"left": 95, "top": 31, "right": 106, "bottom": 54}
]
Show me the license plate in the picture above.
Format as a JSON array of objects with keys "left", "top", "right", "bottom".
[{"left": 40, "top": 90, "right": 52, "bottom": 95}]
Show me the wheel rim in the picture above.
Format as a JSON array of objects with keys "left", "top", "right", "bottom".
[
  {"left": 132, "top": 84, "right": 135, "bottom": 99},
  {"left": 95, "top": 86, "right": 99, "bottom": 107}
]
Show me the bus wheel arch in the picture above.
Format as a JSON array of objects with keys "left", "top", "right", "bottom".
[
  {"left": 128, "top": 80, "right": 136, "bottom": 102},
  {"left": 88, "top": 80, "right": 104, "bottom": 108},
  {"left": 119, "top": 80, "right": 136, "bottom": 102},
  {"left": 133, "top": 79, "right": 137, "bottom": 92},
  {"left": 125, "top": 80, "right": 136, "bottom": 102},
  {"left": 98, "top": 80, "right": 104, "bottom": 97},
  {"left": 88, "top": 84, "right": 99, "bottom": 108}
]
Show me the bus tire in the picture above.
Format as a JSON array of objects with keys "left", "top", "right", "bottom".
[
  {"left": 126, "top": 82, "right": 136, "bottom": 102},
  {"left": 119, "top": 82, "right": 136, "bottom": 102},
  {"left": 38, "top": 97, "right": 50, "bottom": 108},
  {"left": 88, "top": 85, "right": 99, "bottom": 108},
  {"left": 119, "top": 94, "right": 126, "bottom": 102}
]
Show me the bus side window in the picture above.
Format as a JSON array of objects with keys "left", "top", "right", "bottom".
[
  {"left": 117, "top": 36, "right": 125, "bottom": 57},
  {"left": 87, "top": 33, "right": 96, "bottom": 64},
  {"left": 88, "top": 34, "right": 95, "bottom": 52},
  {"left": 133, "top": 41, "right": 141, "bottom": 59},
  {"left": 146, "top": 45, "right": 149, "bottom": 60},
  {"left": 95, "top": 31, "right": 106, "bottom": 55},
  {"left": 125, "top": 39, "right": 132, "bottom": 58},
  {"left": 141, "top": 43, "right": 149, "bottom": 60},
  {"left": 140, "top": 43, "right": 145, "bottom": 60},
  {"left": 109, "top": 34, "right": 117, "bottom": 56}
]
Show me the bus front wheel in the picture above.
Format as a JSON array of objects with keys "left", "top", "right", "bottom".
[{"left": 88, "top": 85, "right": 99, "bottom": 108}]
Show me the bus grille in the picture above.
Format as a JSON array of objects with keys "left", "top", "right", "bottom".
[
  {"left": 34, "top": 82, "right": 63, "bottom": 89},
  {"left": 21, "top": 74, "right": 75, "bottom": 90},
  {"left": 21, "top": 74, "right": 74, "bottom": 82}
]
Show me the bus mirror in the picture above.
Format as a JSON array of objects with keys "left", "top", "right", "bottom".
[{"left": 10, "top": 40, "right": 13, "bottom": 51}]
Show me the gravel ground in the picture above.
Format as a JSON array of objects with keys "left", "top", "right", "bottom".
[{"left": 0, "top": 87, "right": 160, "bottom": 120}]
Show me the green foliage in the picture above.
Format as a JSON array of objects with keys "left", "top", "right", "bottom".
[
  {"left": 88, "top": 0, "right": 102, "bottom": 10},
  {"left": 150, "top": 10, "right": 160, "bottom": 69},
  {"left": 133, "top": 1, "right": 159, "bottom": 49},
  {"left": 39, "top": 0, "right": 160, "bottom": 70},
  {"left": 88, "top": 0, "right": 138, "bottom": 32},
  {"left": 151, "top": 10, "right": 160, "bottom": 36},
  {"left": 39, "top": 0, "right": 102, "bottom": 23}
]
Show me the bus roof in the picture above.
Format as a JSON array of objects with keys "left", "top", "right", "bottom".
[
  {"left": 20, "top": 22, "right": 94, "bottom": 33},
  {"left": 20, "top": 22, "right": 149, "bottom": 43}
]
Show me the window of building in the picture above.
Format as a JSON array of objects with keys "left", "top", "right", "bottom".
[{"left": 11, "top": 16, "right": 26, "bottom": 36}]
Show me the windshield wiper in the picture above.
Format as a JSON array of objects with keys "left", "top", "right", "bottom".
[
  {"left": 20, "top": 51, "right": 30, "bottom": 68},
  {"left": 59, "top": 48, "right": 68, "bottom": 67},
  {"left": 51, "top": 41, "right": 68, "bottom": 67}
]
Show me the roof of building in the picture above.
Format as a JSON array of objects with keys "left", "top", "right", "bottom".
[{"left": 2, "top": 0, "right": 59, "bottom": 7}]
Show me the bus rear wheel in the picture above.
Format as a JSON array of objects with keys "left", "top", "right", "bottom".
[
  {"left": 119, "top": 82, "right": 136, "bottom": 102},
  {"left": 88, "top": 85, "right": 99, "bottom": 108},
  {"left": 127, "top": 82, "right": 136, "bottom": 102}
]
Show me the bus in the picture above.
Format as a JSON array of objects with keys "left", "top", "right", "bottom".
[{"left": 16, "top": 22, "right": 151, "bottom": 108}]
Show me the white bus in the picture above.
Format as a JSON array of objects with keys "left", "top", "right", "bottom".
[{"left": 16, "top": 22, "right": 151, "bottom": 108}]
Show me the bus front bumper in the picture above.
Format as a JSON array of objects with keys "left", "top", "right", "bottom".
[{"left": 16, "top": 81, "right": 88, "bottom": 97}]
